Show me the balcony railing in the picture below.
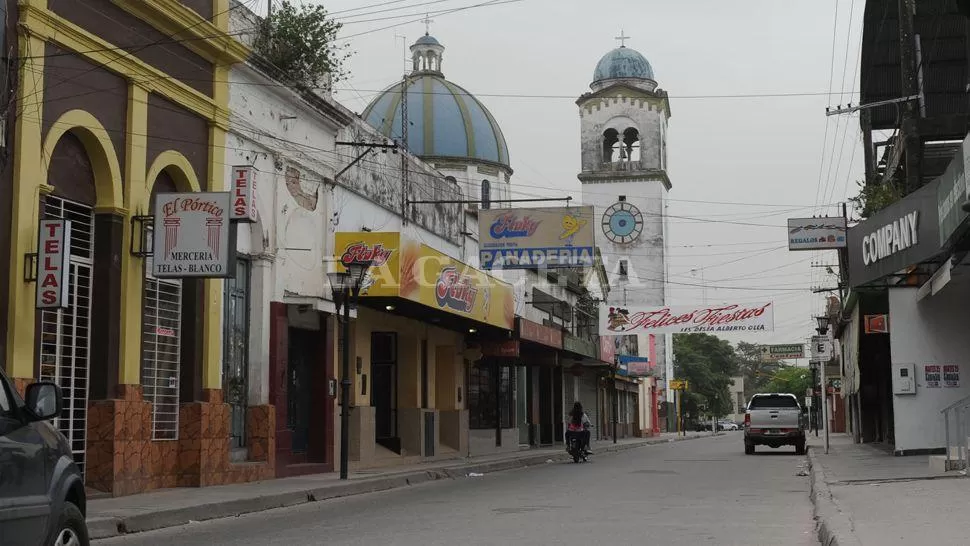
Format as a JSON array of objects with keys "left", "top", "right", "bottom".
[{"left": 940, "top": 393, "right": 970, "bottom": 470}]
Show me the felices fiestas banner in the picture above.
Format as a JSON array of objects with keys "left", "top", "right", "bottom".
[{"left": 600, "top": 302, "right": 775, "bottom": 335}]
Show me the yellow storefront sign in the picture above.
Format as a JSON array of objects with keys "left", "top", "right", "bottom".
[{"left": 334, "top": 232, "right": 515, "bottom": 330}]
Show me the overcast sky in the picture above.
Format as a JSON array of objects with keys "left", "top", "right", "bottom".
[{"left": 252, "top": 0, "right": 865, "bottom": 352}]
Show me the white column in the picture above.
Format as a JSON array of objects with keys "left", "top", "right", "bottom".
[{"left": 248, "top": 257, "right": 274, "bottom": 406}]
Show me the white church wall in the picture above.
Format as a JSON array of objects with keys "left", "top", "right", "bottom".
[{"left": 579, "top": 95, "right": 668, "bottom": 173}]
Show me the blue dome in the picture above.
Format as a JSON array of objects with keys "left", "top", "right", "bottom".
[
  {"left": 361, "top": 73, "right": 510, "bottom": 167},
  {"left": 414, "top": 34, "right": 440, "bottom": 46},
  {"left": 593, "top": 47, "right": 654, "bottom": 83}
]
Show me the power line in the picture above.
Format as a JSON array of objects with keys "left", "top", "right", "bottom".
[
  {"left": 337, "top": 0, "right": 524, "bottom": 40},
  {"left": 337, "top": 0, "right": 469, "bottom": 22}
]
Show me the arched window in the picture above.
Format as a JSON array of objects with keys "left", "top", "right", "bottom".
[
  {"left": 603, "top": 129, "right": 619, "bottom": 163},
  {"left": 622, "top": 128, "right": 641, "bottom": 162},
  {"left": 481, "top": 179, "right": 491, "bottom": 209}
]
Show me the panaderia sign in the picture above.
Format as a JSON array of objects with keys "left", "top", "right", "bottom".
[
  {"left": 599, "top": 302, "right": 774, "bottom": 335},
  {"left": 847, "top": 178, "right": 941, "bottom": 289}
]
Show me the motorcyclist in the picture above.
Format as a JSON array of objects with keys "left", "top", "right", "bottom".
[{"left": 565, "top": 401, "right": 592, "bottom": 455}]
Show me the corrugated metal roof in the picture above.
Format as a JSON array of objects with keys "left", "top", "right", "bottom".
[{"left": 860, "top": 0, "right": 968, "bottom": 131}]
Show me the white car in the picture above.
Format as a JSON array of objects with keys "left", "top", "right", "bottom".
[{"left": 718, "top": 420, "right": 740, "bottom": 431}]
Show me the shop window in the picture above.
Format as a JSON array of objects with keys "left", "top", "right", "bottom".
[
  {"left": 467, "top": 364, "right": 514, "bottom": 429},
  {"left": 223, "top": 257, "right": 251, "bottom": 449},
  {"left": 142, "top": 255, "right": 182, "bottom": 440}
]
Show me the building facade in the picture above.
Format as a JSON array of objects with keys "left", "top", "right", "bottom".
[{"left": 2, "top": 0, "right": 255, "bottom": 496}]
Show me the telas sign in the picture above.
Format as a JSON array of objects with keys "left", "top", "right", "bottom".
[
  {"left": 36, "top": 219, "right": 72, "bottom": 309},
  {"left": 861, "top": 211, "right": 919, "bottom": 266}
]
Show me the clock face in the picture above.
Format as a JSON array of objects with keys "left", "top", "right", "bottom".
[{"left": 602, "top": 202, "right": 644, "bottom": 244}]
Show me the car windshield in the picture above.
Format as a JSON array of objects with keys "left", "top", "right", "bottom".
[{"left": 749, "top": 395, "right": 800, "bottom": 409}]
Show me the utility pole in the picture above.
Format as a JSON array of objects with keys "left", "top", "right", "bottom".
[
  {"left": 898, "top": 0, "right": 923, "bottom": 194},
  {"left": 400, "top": 74, "right": 410, "bottom": 225}
]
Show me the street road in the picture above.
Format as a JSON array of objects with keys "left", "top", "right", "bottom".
[{"left": 98, "top": 433, "right": 817, "bottom": 546}]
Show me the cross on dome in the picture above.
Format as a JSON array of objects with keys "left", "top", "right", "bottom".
[
  {"left": 615, "top": 30, "right": 630, "bottom": 48},
  {"left": 421, "top": 14, "right": 435, "bottom": 35}
]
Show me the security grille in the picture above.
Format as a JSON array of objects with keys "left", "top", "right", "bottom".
[
  {"left": 142, "top": 255, "right": 182, "bottom": 440},
  {"left": 38, "top": 197, "right": 94, "bottom": 475}
]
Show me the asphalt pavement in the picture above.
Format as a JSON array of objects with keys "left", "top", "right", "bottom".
[{"left": 97, "top": 432, "right": 818, "bottom": 546}]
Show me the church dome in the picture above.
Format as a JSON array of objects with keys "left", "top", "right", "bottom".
[
  {"left": 361, "top": 35, "right": 510, "bottom": 168},
  {"left": 593, "top": 46, "right": 655, "bottom": 83}
]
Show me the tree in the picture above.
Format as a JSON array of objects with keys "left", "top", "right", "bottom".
[
  {"left": 763, "top": 365, "right": 812, "bottom": 401},
  {"left": 849, "top": 179, "right": 901, "bottom": 220},
  {"left": 673, "top": 333, "right": 740, "bottom": 419},
  {"left": 736, "top": 341, "right": 786, "bottom": 399},
  {"left": 254, "top": 1, "right": 351, "bottom": 90}
]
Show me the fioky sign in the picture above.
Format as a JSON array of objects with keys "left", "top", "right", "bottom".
[{"left": 36, "top": 219, "right": 72, "bottom": 309}]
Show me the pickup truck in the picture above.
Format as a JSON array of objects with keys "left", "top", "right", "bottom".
[{"left": 743, "top": 393, "right": 805, "bottom": 455}]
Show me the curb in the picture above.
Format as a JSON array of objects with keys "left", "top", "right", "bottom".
[
  {"left": 89, "top": 433, "right": 713, "bottom": 540},
  {"left": 807, "top": 446, "right": 861, "bottom": 546}
]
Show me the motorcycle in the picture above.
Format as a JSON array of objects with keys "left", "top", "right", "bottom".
[{"left": 566, "top": 431, "right": 589, "bottom": 463}]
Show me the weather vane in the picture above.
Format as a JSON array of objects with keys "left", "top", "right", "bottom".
[
  {"left": 421, "top": 14, "right": 434, "bottom": 35},
  {"left": 615, "top": 29, "right": 630, "bottom": 47}
]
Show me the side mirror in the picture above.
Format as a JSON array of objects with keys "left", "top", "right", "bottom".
[{"left": 25, "top": 382, "right": 62, "bottom": 421}]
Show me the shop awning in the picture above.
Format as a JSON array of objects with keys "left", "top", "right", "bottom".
[{"left": 334, "top": 232, "right": 514, "bottom": 332}]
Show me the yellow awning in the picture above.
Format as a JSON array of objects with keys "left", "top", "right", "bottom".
[{"left": 335, "top": 232, "right": 514, "bottom": 330}]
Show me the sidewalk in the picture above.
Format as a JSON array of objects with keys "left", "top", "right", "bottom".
[
  {"left": 807, "top": 433, "right": 970, "bottom": 545},
  {"left": 88, "top": 431, "right": 712, "bottom": 540}
]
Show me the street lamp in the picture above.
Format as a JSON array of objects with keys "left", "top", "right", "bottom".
[
  {"left": 815, "top": 315, "right": 830, "bottom": 335},
  {"left": 328, "top": 259, "right": 372, "bottom": 480}
]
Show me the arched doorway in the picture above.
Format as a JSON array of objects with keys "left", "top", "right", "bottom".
[{"left": 39, "top": 131, "right": 99, "bottom": 474}]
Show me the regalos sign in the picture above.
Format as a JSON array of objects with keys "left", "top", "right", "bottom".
[
  {"left": 152, "top": 192, "right": 232, "bottom": 278},
  {"left": 600, "top": 302, "right": 775, "bottom": 335},
  {"left": 36, "top": 219, "right": 72, "bottom": 309}
]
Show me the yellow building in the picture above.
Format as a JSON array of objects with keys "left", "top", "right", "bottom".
[{"left": 0, "top": 0, "right": 265, "bottom": 497}]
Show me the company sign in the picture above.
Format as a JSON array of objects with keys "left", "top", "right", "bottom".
[
  {"left": 230, "top": 165, "right": 257, "bottom": 222},
  {"left": 787, "top": 217, "right": 847, "bottom": 250},
  {"left": 600, "top": 302, "right": 774, "bottom": 335},
  {"left": 760, "top": 344, "right": 804, "bottom": 361},
  {"left": 478, "top": 206, "right": 595, "bottom": 269},
  {"left": 153, "top": 192, "right": 232, "bottom": 278},
  {"left": 36, "top": 219, "right": 72, "bottom": 309},
  {"left": 937, "top": 147, "right": 967, "bottom": 246},
  {"left": 847, "top": 177, "right": 941, "bottom": 289}
]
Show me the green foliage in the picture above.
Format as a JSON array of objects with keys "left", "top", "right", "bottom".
[
  {"left": 849, "top": 179, "right": 902, "bottom": 219},
  {"left": 736, "top": 341, "right": 786, "bottom": 399},
  {"left": 673, "top": 333, "right": 740, "bottom": 418},
  {"left": 254, "top": 1, "right": 351, "bottom": 90},
  {"left": 763, "top": 366, "right": 812, "bottom": 400}
]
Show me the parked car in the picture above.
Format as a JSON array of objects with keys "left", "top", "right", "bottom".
[
  {"left": 743, "top": 393, "right": 806, "bottom": 455},
  {"left": 718, "top": 420, "right": 739, "bottom": 431},
  {"left": 0, "top": 368, "right": 89, "bottom": 546}
]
